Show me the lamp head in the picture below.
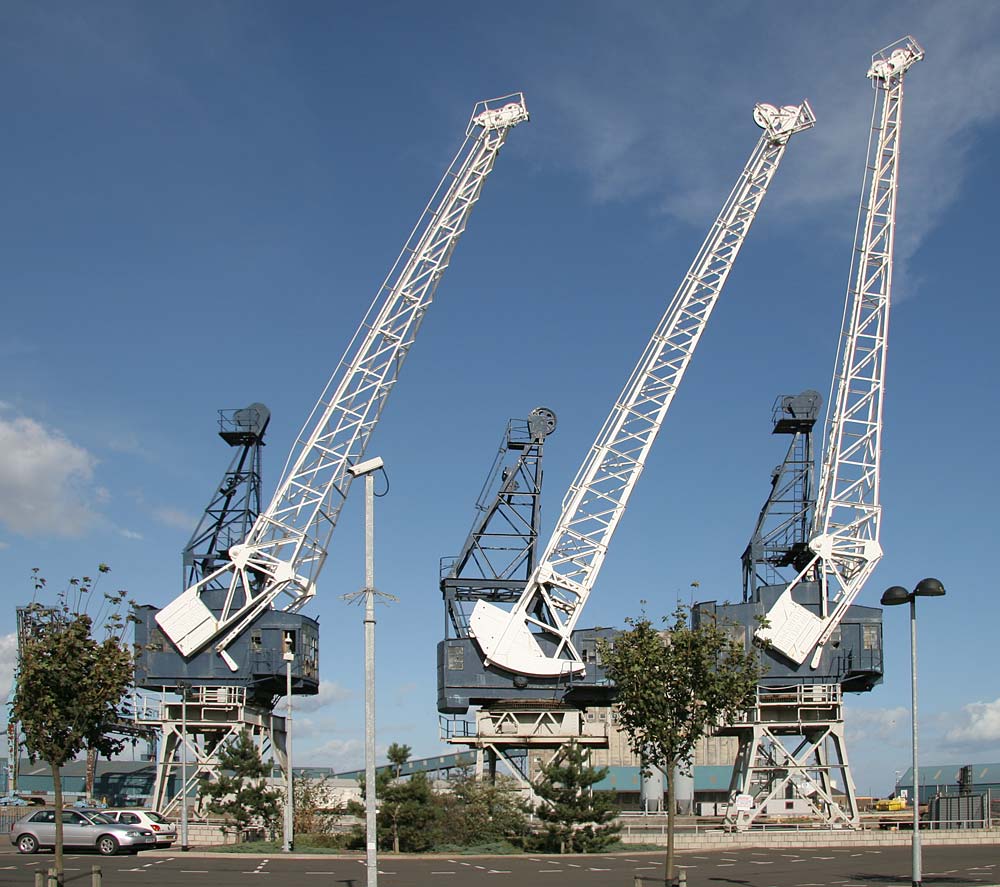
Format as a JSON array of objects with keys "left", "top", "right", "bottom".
[
  {"left": 914, "top": 577, "right": 945, "bottom": 597},
  {"left": 880, "top": 586, "right": 911, "bottom": 606}
]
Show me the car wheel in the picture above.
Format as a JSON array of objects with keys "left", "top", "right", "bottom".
[
  {"left": 17, "top": 834, "right": 39, "bottom": 854},
  {"left": 97, "top": 835, "right": 120, "bottom": 856}
]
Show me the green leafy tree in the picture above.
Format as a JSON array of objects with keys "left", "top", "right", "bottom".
[
  {"left": 294, "top": 777, "right": 341, "bottom": 836},
  {"left": 348, "top": 768, "right": 439, "bottom": 852},
  {"left": 12, "top": 566, "right": 134, "bottom": 884},
  {"left": 598, "top": 604, "right": 763, "bottom": 885},
  {"left": 434, "top": 773, "right": 529, "bottom": 848},
  {"left": 386, "top": 742, "right": 412, "bottom": 779},
  {"left": 526, "top": 741, "right": 620, "bottom": 853},
  {"left": 198, "top": 730, "right": 283, "bottom": 839}
]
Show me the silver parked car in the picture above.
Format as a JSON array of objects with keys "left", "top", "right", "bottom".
[
  {"left": 102, "top": 809, "right": 176, "bottom": 847},
  {"left": 9, "top": 808, "right": 157, "bottom": 855}
]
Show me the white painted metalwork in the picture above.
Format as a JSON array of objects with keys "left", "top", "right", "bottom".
[
  {"left": 471, "top": 101, "right": 816, "bottom": 677},
  {"left": 157, "top": 94, "right": 529, "bottom": 663},
  {"left": 757, "top": 38, "right": 923, "bottom": 666},
  {"left": 722, "top": 684, "right": 860, "bottom": 830}
]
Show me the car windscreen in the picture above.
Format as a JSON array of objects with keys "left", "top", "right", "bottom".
[
  {"left": 145, "top": 812, "right": 170, "bottom": 824},
  {"left": 87, "top": 813, "right": 115, "bottom": 824}
]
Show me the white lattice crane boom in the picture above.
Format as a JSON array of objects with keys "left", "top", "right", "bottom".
[
  {"left": 470, "top": 101, "right": 816, "bottom": 677},
  {"left": 156, "top": 95, "right": 529, "bottom": 668},
  {"left": 757, "top": 37, "right": 923, "bottom": 667}
]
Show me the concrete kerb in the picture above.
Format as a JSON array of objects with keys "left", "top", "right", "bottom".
[{"left": 142, "top": 826, "right": 1000, "bottom": 858}]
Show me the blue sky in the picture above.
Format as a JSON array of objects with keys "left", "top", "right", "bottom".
[{"left": 2, "top": 1, "right": 999, "bottom": 797}]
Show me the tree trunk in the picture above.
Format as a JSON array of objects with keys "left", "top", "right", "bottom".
[
  {"left": 51, "top": 761, "right": 64, "bottom": 886},
  {"left": 665, "top": 759, "right": 677, "bottom": 887}
]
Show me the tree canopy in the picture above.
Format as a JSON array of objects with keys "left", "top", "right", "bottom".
[
  {"left": 527, "top": 741, "right": 620, "bottom": 853},
  {"left": 598, "top": 604, "right": 763, "bottom": 882},
  {"left": 12, "top": 566, "right": 135, "bottom": 883},
  {"left": 198, "top": 730, "right": 283, "bottom": 837}
]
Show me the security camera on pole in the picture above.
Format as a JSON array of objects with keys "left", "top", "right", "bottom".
[{"left": 344, "top": 456, "right": 396, "bottom": 887}]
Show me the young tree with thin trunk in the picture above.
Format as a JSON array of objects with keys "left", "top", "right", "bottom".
[
  {"left": 598, "top": 605, "right": 763, "bottom": 885},
  {"left": 527, "top": 741, "right": 620, "bottom": 853},
  {"left": 12, "top": 567, "right": 135, "bottom": 885},
  {"left": 386, "top": 742, "right": 412, "bottom": 779},
  {"left": 198, "top": 730, "right": 283, "bottom": 839}
]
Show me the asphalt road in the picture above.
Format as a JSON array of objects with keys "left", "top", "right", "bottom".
[{"left": 0, "top": 844, "right": 995, "bottom": 887}]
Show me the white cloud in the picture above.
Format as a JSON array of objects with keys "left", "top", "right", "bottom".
[
  {"left": 0, "top": 633, "right": 17, "bottom": 701},
  {"left": 298, "top": 737, "right": 364, "bottom": 770},
  {"left": 151, "top": 505, "right": 196, "bottom": 530},
  {"left": 537, "top": 3, "right": 1000, "bottom": 293},
  {"left": 944, "top": 698, "right": 1000, "bottom": 746},
  {"left": 846, "top": 705, "right": 909, "bottom": 743},
  {"left": 279, "top": 680, "right": 351, "bottom": 713},
  {"left": 0, "top": 415, "right": 100, "bottom": 536},
  {"left": 119, "top": 528, "right": 144, "bottom": 540}
]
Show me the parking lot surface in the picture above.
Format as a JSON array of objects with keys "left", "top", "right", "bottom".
[{"left": 0, "top": 843, "right": 995, "bottom": 887}]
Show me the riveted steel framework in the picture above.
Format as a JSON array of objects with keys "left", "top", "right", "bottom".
[
  {"left": 441, "top": 407, "right": 556, "bottom": 638},
  {"left": 742, "top": 392, "right": 821, "bottom": 602},
  {"left": 721, "top": 684, "right": 860, "bottom": 830},
  {"left": 182, "top": 404, "right": 269, "bottom": 598},
  {"left": 471, "top": 101, "right": 816, "bottom": 678},
  {"left": 155, "top": 95, "right": 529, "bottom": 666},
  {"left": 758, "top": 38, "right": 923, "bottom": 666},
  {"left": 144, "top": 687, "right": 287, "bottom": 819}
]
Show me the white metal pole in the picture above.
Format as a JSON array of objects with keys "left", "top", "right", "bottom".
[
  {"left": 180, "top": 687, "right": 189, "bottom": 851},
  {"left": 283, "top": 655, "right": 294, "bottom": 851},
  {"left": 909, "top": 597, "right": 921, "bottom": 887},
  {"left": 364, "top": 468, "right": 378, "bottom": 887}
]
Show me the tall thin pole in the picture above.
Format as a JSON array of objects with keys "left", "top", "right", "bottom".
[
  {"left": 180, "top": 686, "right": 189, "bottom": 852},
  {"left": 364, "top": 469, "right": 378, "bottom": 887},
  {"left": 283, "top": 654, "right": 294, "bottom": 852},
  {"left": 909, "top": 598, "right": 921, "bottom": 887}
]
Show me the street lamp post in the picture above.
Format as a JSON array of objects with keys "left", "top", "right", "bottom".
[
  {"left": 283, "top": 641, "right": 294, "bottom": 853},
  {"left": 177, "top": 681, "right": 190, "bottom": 852},
  {"left": 880, "top": 577, "right": 946, "bottom": 887},
  {"left": 345, "top": 456, "right": 394, "bottom": 887}
]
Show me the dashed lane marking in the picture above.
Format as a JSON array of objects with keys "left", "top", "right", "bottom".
[
  {"left": 430, "top": 873, "right": 455, "bottom": 876},
  {"left": 488, "top": 870, "right": 511, "bottom": 874},
  {"left": 180, "top": 871, "right": 208, "bottom": 874}
]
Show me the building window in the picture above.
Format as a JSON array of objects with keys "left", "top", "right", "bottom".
[{"left": 863, "top": 625, "right": 880, "bottom": 650}]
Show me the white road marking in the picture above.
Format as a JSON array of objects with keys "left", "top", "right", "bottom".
[
  {"left": 488, "top": 870, "right": 511, "bottom": 874},
  {"left": 751, "top": 861, "right": 775, "bottom": 865},
  {"left": 718, "top": 864, "right": 736, "bottom": 867},
  {"left": 181, "top": 871, "right": 209, "bottom": 874},
  {"left": 430, "top": 873, "right": 455, "bottom": 876},
  {"left": 538, "top": 869, "right": 564, "bottom": 873}
]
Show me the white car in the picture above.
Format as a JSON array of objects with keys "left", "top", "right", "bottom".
[{"left": 102, "top": 809, "right": 177, "bottom": 847}]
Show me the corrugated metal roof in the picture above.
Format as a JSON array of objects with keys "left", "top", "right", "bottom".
[
  {"left": 897, "top": 763, "right": 1000, "bottom": 786},
  {"left": 592, "top": 766, "right": 732, "bottom": 792}
]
